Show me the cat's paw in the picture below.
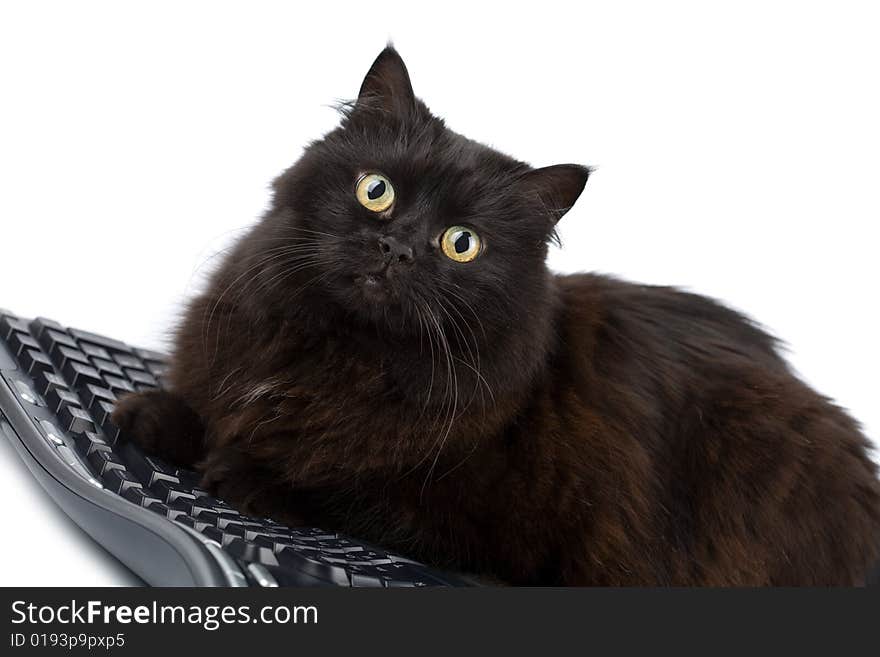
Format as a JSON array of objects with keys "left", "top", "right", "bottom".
[
  {"left": 111, "top": 390, "right": 205, "bottom": 467},
  {"left": 199, "top": 456, "right": 309, "bottom": 527},
  {"left": 206, "top": 477, "right": 306, "bottom": 526},
  {"left": 111, "top": 391, "right": 166, "bottom": 452}
]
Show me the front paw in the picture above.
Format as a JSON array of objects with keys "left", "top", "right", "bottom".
[
  {"left": 112, "top": 391, "right": 169, "bottom": 452},
  {"left": 208, "top": 477, "right": 304, "bottom": 526},
  {"left": 199, "top": 457, "right": 308, "bottom": 527},
  {"left": 111, "top": 390, "right": 204, "bottom": 467}
]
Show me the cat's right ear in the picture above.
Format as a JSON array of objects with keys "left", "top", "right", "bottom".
[{"left": 356, "top": 46, "right": 416, "bottom": 115}]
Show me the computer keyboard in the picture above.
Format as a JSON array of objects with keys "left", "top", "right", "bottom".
[{"left": 0, "top": 308, "right": 471, "bottom": 587}]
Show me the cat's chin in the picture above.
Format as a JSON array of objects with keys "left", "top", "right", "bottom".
[
  {"left": 353, "top": 273, "right": 391, "bottom": 303},
  {"left": 342, "top": 273, "right": 421, "bottom": 335}
]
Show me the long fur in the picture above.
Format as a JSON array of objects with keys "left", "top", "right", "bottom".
[{"left": 112, "top": 47, "right": 880, "bottom": 585}]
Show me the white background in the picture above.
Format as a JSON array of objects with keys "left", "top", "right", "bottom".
[{"left": 0, "top": 1, "right": 877, "bottom": 586}]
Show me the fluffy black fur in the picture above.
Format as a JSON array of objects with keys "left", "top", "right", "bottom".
[{"left": 113, "top": 47, "right": 880, "bottom": 585}]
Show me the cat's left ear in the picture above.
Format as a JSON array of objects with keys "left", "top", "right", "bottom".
[
  {"left": 519, "top": 164, "right": 591, "bottom": 223},
  {"left": 357, "top": 46, "right": 416, "bottom": 115}
]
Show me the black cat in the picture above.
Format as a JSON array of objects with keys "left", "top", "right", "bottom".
[{"left": 112, "top": 46, "right": 880, "bottom": 585}]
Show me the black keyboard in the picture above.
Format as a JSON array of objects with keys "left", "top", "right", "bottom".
[{"left": 0, "top": 308, "right": 471, "bottom": 587}]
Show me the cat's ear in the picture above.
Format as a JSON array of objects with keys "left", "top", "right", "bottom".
[
  {"left": 357, "top": 45, "right": 416, "bottom": 115},
  {"left": 519, "top": 164, "right": 591, "bottom": 223}
]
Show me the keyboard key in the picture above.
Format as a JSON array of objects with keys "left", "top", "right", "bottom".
[
  {"left": 189, "top": 488, "right": 212, "bottom": 502},
  {"left": 29, "top": 317, "right": 64, "bottom": 341},
  {"left": 34, "top": 371, "right": 67, "bottom": 396},
  {"left": 69, "top": 328, "right": 132, "bottom": 354},
  {"left": 119, "top": 443, "right": 179, "bottom": 486},
  {"left": 103, "top": 375, "right": 134, "bottom": 396},
  {"left": 46, "top": 387, "right": 81, "bottom": 413},
  {"left": 113, "top": 353, "right": 144, "bottom": 370},
  {"left": 174, "top": 468, "right": 202, "bottom": 488},
  {"left": 216, "top": 515, "right": 245, "bottom": 529},
  {"left": 57, "top": 405, "right": 95, "bottom": 434},
  {"left": 135, "top": 347, "right": 166, "bottom": 362},
  {"left": 20, "top": 349, "right": 54, "bottom": 376},
  {"left": 81, "top": 343, "right": 111, "bottom": 361},
  {"left": 350, "top": 572, "right": 384, "bottom": 587},
  {"left": 378, "top": 561, "right": 433, "bottom": 580},
  {"left": 80, "top": 383, "right": 116, "bottom": 409},
  {"left": 73, "top": 430, "right": 109, "bottom": 454},
  {"left": 145, "top": 361, "right": 169, "bottom": 378},
  {"left": 6, "top": 332, "right": 40, "bottom": 357},
  {"left": 252, "top": 534, "right": 280, "bottom": 550},
  {"left": 91, "top": 400, "right": 119, "bottom": 443},
  {"left": 151, "top": 479, "right": 196, "bottom": 504},
  {"left": 91, "top": 358, "right": 124, "bottom": 379},
  {"left": 144, "top": 453, "right": 178, "bottom": 477},
  {"left": 277, "top": 546, "right": 351, "bottom": 585},
  {"left": 0, "top": 316, "right": 30, "bottom": 339},
  {"left": 383, "top": 578, "right": 422, "bottom": 588},
  {"left": 359, "top": 551, "right": 393, "bottom": 564},
  {"left": 62, "top": 361, "right": 102, "bottom": 388},
  {"left": 127, "top": 369, "right": 158, "bottom": 389},
  {"left": 41, "top": 328, "right": 79, "bottom": 352},
  {"left": 190, "top": 506, "right": 220, "bottom": 525},
  {"left": 174, "top": 516, "right": 197, "bottom": 530},
  {"left": 225, "top": 538, "right": 279, "bottom": 566},
  {"left": 165, "top": 498, "right": 194, "bottom": 520},
  {"left": 145, "top": 501, "right": 170, "bottom": 517},
  {"left": 89, "top": 398, "right": 115, "bottom": 424},
  {"left": 121, "top": 486, "right": 162, "bottom": 507},
  {"left": 53, "top": 345, "right": 91, "bottom": 369},
  {"left": 219, "top": 522, "right": 245, "bottom": 539},
  {"left": 87, "top": 449, "right": 126, "bottom": 475},
  {"left": 174, "top": 516, "right": 205, "bottom": 533},
  {"left": 245, "top": 529, "right": 278, "bottom": 543},
  {"left": 102, "top": 468, "right": 142, "bottom": 494},
  {"left": 214, "top": 507, "right": 241, "bottom": 520},
  {"left": 201, "top": 526, "right": 224, "bottom": 544}
]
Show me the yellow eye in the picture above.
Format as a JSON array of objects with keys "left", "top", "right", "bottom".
[
  {"left": 440, "top": 226, "right": 482, "bottom": 263},
  {"left": 356, "top": 173, "right": 395, "bottom": 213}
]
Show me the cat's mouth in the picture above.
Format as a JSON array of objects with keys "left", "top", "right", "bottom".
[{"left": 353, "top": 266, "right": 394, "bottom": 302}]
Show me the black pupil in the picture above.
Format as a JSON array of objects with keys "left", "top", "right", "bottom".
[
  {"left": 367, "top": 179, "right": 386, "bottom": 200},
  {"left": 454, "top": 232, "right": 472, "bottom": 254}
]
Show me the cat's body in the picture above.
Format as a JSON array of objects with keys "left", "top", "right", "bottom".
[{"left": 113, "top": 47, "right": 880, "bottom": 585}]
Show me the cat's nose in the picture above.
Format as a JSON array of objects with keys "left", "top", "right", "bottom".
[{"left": 378, "top": 236, "right": 414, "bottom": 265}]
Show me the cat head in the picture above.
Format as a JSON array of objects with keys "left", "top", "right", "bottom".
[{"left": 251, "top": 46, "right": 589, "bottom": 340}]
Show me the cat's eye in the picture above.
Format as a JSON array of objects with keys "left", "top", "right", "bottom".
[
  {"left": 356, "top": 173, "right": 395, "bottom": 213},
  {"left": 440, "top": 226, "right": 482, "bottom": 263}
]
